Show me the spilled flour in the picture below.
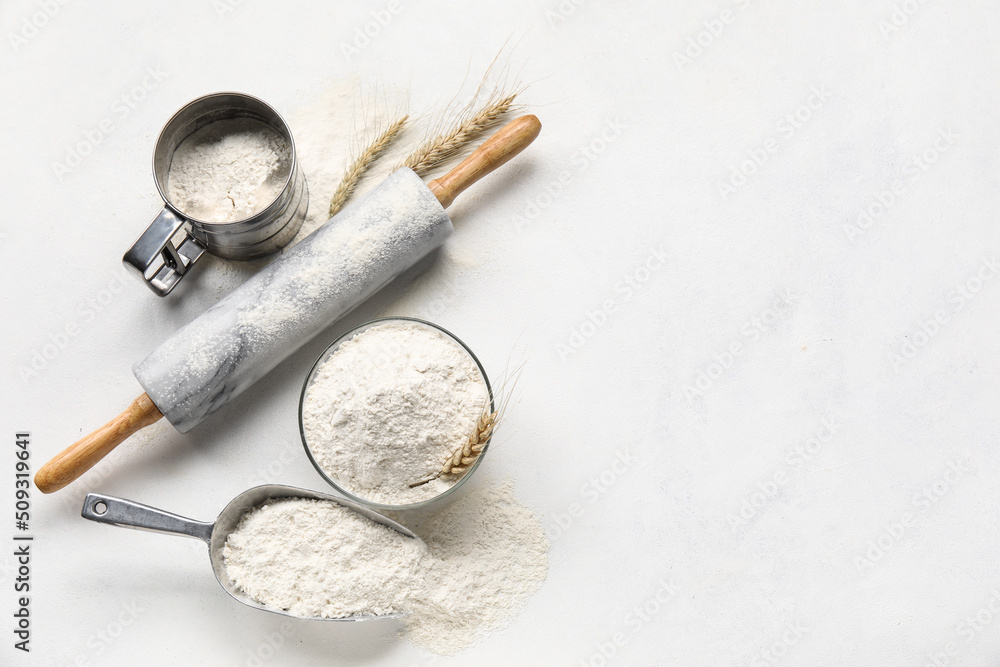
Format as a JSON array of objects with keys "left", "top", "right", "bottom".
[
  {"left": 167, "top": 118, "right": 291, "bottom": 223},
  {"left": 223, "top": 479, "right": 548, "bottom": 655},
  {"left": 285, "top": 79, "right": 400, "bottom": 241},
  {"left": 302, "top": 320, "right": 488, "bottom": 505},
  {"left": 402, "top": 479, "right": 550, "bottom": 654}
]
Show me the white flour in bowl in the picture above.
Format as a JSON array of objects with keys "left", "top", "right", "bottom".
[
  {"left": 301, "top": 321, "right": 489, "bottom": 505},
  {"left": 222, "top": 479, "right": 549, "bottom": 654},
  {"left": 167, "top": 117, "right": 291, "bottom": 223}
]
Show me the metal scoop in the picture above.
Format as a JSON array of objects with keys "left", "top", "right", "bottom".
[{"left": 80, "top": 484, "right": 418, "bottom": 621}]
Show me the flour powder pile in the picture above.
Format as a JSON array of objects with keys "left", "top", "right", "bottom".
[
  {"left": 286, "top": 78, "right": 400, "bottom": 242},
  {"left": 167, "top": 118, "right": 291, "bottom": 223},
  {"left": 222, "top": 497, "right": 425, "bottom": 618},
  {"left": 402, "top": 479, "right": 550, "bottom": 654},
  {"left": 302, "top": 321, "right": 489, "bottom": 505},
  {"left": 221, "top": 479, "right": 549, "bottom": 654}
]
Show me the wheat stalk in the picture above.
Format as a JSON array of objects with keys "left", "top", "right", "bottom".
[
  {"left": 408, "top": 358, "right": 525, "bottom": 488},
  {"left": 442, "top": 408, "right": 496, "bottom": 475},
  {"left": 399, "top": 91, "right": 520, "bottom": 177},
  {"left": 328, "top": 114, "right": 409, "bottom": 217},
  {"left": 409, "top": 407, "right": 497, "bottom": 488}
]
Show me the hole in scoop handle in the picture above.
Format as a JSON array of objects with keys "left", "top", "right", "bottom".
[
  {"left": 34, "top": 393, "right": 163, "bottom": 494},
  {"left": 81, "top": 493, "right": 214, "bottom": 543},
  {"left": 428, "top": 114, "right": 542, "bottom": 209}
]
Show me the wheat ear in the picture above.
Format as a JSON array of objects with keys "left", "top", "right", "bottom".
[
  {"left": 409, "top": 408, "right": 497, "bottom": 488},
  {"left": 328, "top": 115, "right": 408, "bottom": 217},
  {"left": 399, "top": 92, "right": 520, "bottom": 177},
  {"left": 408, "top": 358, "right": 524, "bottom": 489},
  {"left": 442, "top": 408, "right": 496, "bottom": 475}
]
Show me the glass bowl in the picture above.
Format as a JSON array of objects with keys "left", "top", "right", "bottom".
[{"left": 298, "top": 317, "right": 494, "bottom": 511}]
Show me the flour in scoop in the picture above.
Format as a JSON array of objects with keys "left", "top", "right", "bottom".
[
  {"left": 302, "top": 321, "right": 489, "bottom": 505},
  {"left": 222, "top": 479, "right": 549, "bottom": 653},
  {"left": 223, "top": 498, "right": 425, "bottom": 618},
  {"left": 167, "top": 118, "right": 291, "bottom": 223}
]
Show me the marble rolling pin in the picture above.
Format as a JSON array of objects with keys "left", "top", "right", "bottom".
[{"left": 35, "top": 115, "right": 541, "bottom": 493}]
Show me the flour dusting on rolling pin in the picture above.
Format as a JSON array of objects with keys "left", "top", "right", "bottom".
[
  {"left": 139, "top": 169, "right": 449, "bottom": 432},
  {"left": 35, "top": 115, "right": 541, "bottom": 493}
]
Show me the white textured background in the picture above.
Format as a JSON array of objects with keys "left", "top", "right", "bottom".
[{"left": 3, "top": 1, "right": 1000, "bottom": 665}]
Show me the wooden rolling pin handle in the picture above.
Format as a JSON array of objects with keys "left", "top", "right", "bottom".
[
  {"left": 429, "top": 114, "right": 542, "bottom": 209},
  {"left": 34, "top": 393, "right": 163, "bottom": 494}
]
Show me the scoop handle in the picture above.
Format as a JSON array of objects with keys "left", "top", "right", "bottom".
[
  {"left": 428, "top": 114, "right": 542, "bottom": 208},
  {"left": 35, "top": 393, "right": 163, "bottom": 494},
  {"left": 81, "top": 493, "right": 214, "bottom": 543}
]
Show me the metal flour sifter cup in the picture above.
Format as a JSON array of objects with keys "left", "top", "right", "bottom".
[{"left": 123, "top": 92, "right": 309, "bottom": 296}]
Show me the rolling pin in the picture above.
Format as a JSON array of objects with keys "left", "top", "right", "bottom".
[{"left": 35, "top": 115, "right": 542, "bottom": 493}]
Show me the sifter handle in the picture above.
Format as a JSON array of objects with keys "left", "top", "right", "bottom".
[
  {"left": 123, "top": 207, "right": 207, "bottom": 297},
  {"left": 428, "top": 115, "right": 542, "bottom": 209},
  {"left": 34, "top": 393, "right": 163, "bottom": 494}
]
